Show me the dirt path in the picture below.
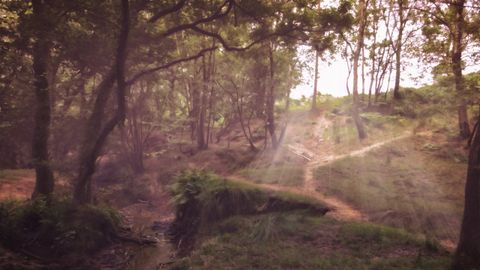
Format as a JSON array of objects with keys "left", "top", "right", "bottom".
[
  {"left": 308, "top": 132, "right": 412, "bottom": 167},
  {"left": 262, "top": 114, "right": 412, "bottom": 222},
  {"left": 300, "top": 129, "right": 412, "bottom": 221},
  {"left": 303, "top": 160, "right": 366, "bottom": 221}
]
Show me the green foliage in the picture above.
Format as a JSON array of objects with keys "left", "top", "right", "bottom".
[{"left": 0, "top": 197, "right": 119, "bottom": 255}]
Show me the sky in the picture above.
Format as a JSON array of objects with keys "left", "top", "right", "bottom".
[{"left": 290, "top": 46, "right": 433, "bottom": 99}]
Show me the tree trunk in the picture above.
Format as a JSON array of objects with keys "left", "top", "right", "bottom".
[
  {"left": 368, "top": 0, "right": 378, "bottom": 107},
  {"left": 351, "top": 0, "right": 367, "bottom": 140},
  {"left": 73, "top": 0, "right": 130, "bottom": 204},
  {"left": 129, "top": 104, "right": 145, "bottom": 174},
  {"left": 361, "top": 45, "right": 365, "bottom": 101},
  {"left": 254, "top": 75, "right": 266, "bottom": 117},
  {"left": 312, "top": 49, "right": 319, "bottom": 111},
  {"left": 393, "top": 0, "right": 404, "bottom": 100},
  {"left": 189, "top": 81, "right": 199, "bottom": 141},
  {"left": 168, "top": 77, "right": 177, "bottom": 119},
  {"left": 31, "top": 0, "right": 55, "bottom": 198},
  {"left": 197, "top": 56, "right": 208, "bottom": 150},
  {"left": 453, "top": 121, "right": 480, "bottom": 269},
  {"left": 451, "top": 0, "right": 470, "bottom": 139},
  {"left": 267, "top": 44, "right": 278, "bottom": 148},
  {"left": 233, "top": 91, "right": 257, "bottom": 151}
]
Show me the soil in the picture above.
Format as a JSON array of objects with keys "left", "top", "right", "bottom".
[{"left": 0, "top": 176, "right": 35, "bottom": 200}]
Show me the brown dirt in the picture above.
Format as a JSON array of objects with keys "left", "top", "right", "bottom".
[{"left": 0, "top": 176, "right": 35, "bottom": 201}]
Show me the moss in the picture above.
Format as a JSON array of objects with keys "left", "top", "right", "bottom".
[{"left": 168, "top": 170, "right": 328, "bottom": 252}]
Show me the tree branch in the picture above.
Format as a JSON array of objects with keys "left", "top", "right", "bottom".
[
  {"left": 126, "top": 46, "right": 217, "bottom": 85},
  {"left": 159, "top": 0, "right": 232, "bottom": 39},
  {"left": 148, "top": 0, "right": 187, "bottom": 23},
  {"left": 190, "top": 25, "right": 297, "bottom": 51}
]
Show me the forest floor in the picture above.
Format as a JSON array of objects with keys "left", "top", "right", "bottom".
[{"left": 0, "top": 109, "right": 464, "bottom": 269}]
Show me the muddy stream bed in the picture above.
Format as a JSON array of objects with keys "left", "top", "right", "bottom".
[{"left": 98, "top": 201, "right": 176, "bottom": 270}]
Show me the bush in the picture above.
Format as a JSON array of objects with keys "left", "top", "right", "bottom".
[{"left": 0, "top": 197, "right": 119, "bottom": 256}]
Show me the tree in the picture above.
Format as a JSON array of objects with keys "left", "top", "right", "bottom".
[
  {"left": 31, "top": 0, "right": 55, "bottom": 198},
  {"left": 453, "top": 120, "right": 480, "bottom": 269},
  {"left": 351, "top": 0, "right": 367, "bottom": 139},
  {"left": 312, "top": 49, "right": 320, "bottom": 111},
  {"left": 1, "top": 0, "right": 355, "bottom": 204},
  {"left": 73, "top": 0, "right": 130, "bottom": 204},
  {"left": 418, "top": 0, "right": 475, "bottom": 139},
  {"left": 392, "top": 0, "right": 407, "bottom": 100},
  {"left": 450, "top": 0, "right": 470, "bottom": 139}
]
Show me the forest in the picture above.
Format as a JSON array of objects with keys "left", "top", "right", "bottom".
[{"left": 1, "top": 0, "right": 480, "bottom": 269}]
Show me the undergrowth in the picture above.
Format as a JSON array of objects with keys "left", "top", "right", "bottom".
[
  {"left": 239, "top": 165, "right": 304, "bottom": 186},
  {"left": 0, "top": 197, "right": 119, "bottom": 257},
  {"left": 314, "top": 136, "right": 466, "bottom": 242},
  {"left": 170, "top": 212, "right": 450, "bottom": 270}
]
